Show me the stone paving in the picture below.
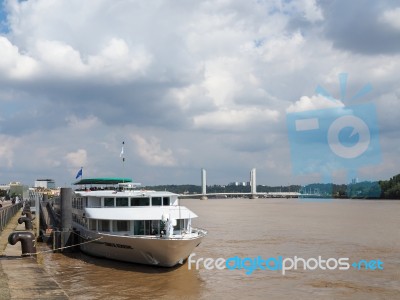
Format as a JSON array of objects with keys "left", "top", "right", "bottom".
[{"left": 0, "top": 209, "right": 68, "bottom": 299}]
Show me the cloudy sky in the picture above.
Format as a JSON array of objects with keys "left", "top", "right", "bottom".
[{"left": 0, "top": 0, "right": 400, "bottom": 187}]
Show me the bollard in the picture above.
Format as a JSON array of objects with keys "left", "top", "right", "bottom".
[
  {"left": 18, "top": 217, "right": 33, "bottom": 230},
  {"left": 22, "top": 205, "right": 31, "bottom": 215},
  {"left": 21, "top": 211, "right": 35, "bottom": 220},
  {"left": 8, "top": 232, "right": 37, "bottom": 256}
]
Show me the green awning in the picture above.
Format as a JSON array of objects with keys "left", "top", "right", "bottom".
[{"left": 73, "top": 178, "right": 133, "bottom": 185}]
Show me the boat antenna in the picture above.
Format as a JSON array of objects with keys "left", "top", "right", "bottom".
[{"left": 120, "top": 141, "right": 125, "bottom": 183}]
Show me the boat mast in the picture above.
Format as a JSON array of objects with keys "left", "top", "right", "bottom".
[{"left": 120, "top": 141, "right": 125, "bottom": 183}]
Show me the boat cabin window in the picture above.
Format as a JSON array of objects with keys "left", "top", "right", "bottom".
[
  {"left": 151, "top": 220, "right": 161, "bottom": 234},
  {"left": 134, "top": 220, "right": 144, "bottom": 235},
  {"left": 89, "top": 219, "right": 97, "bottom": 230},
  {"left": 174, "top": 219, "right": 185, "bottom": 231},
  {"left": 133, "top": 220, "right": 161, "bottom": 235},
  {"left": 88, "top": 198, "right": 101, "bottom": 208},
  {"left": 116, "top": 197, "right": 128, "bottom": 207},
  {"left": 98, "top": 220, "right": 110, "bottom": 232},
  {"left": 87, "top": 218, "right": 170, "bottom": 235},
  {"left": 163, "top": 197, "right": 170, "bottom": 206},
  {"left": 72, "top": 197, "right": 84, "bottom": 209},
  {"left": 104, "top": 198, "right": 114, "bottom": 207},
  {"left": 113, "top": 220, "right": 129, "bottom": 232},
  {"left": 131, "top": 197, "right": 150, "bottom": 206},
  {"left": 152, "top": 197, "right": 162, "bottom": 206}
]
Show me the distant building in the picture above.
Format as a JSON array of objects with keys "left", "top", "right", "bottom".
[
  {"left": 228, "top": 181, "right": 250, "bottom": 187},
  {"left": 351, "top": 178, "right": 359, "bottom": 184},
  {"left": 0, "top": 183, "right": 10, "bottom": 191},
  {"left": 34, "top": 179, "right": 56, "bottom": 189}
]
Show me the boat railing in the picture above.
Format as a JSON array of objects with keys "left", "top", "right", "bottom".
[
  {"left": 191, "top": 227, "right": 208, "bottom": 236},
  {"left": 172, "top": 227, "right": 207, "bottom": 238},
  {"left": 99, "top": 226, "right": 207, "bottom": 240}
]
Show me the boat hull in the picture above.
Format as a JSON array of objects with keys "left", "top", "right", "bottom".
[{"left": 77, "top": 227, "right": 206, "bottom": 267}]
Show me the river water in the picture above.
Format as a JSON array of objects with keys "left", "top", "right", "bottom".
[{"left": 37, "top": 198, "right": 400, "bottom": 299}]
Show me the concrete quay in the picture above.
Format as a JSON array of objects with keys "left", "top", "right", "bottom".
[{"left": 0, "top": 209, "right": 69, "bottom": 299}]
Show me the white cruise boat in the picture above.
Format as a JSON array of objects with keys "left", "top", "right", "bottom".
[{"left": 67, "top": 178, "right": 207, "bottom": 267}]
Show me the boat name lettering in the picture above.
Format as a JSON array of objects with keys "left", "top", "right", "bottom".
[{"left": 104, "top": 242, "right": 133, "bottom": 249}]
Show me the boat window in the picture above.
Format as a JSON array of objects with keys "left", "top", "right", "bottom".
[
  {"left": 104, "top": 198, "right": 115, "bottom": 207},
  {"left": 131, "top": 197, "right": 150, "bottom": 206},
  {"left": 151, "top": 220, "right": 160, "bottom": 235},
  {"left": 134, "top": 220, "right": 144, "bottom": 235},
  {"left": 72, "top": 197, "right": 84, "bottom": 209},
  {"left": 174, "top": 219, "right": 185, "bottom": 231},
  {"left": 152, "top": 197, "right": 162, "bottom": 206},
  {"left": 143, "top": 220, "right": 151, "bottom": 235},
  {"left": 98, "top": 220, "right": 110, "bottom": 232},
  {"left": 116, "top": 197, "right": 128, "bottom": 207},
  {"left": 163, "top": 197, "right": 170, "bottom": 206},
  {"left": 88, "top": 198, "right": 101, "bottom": 208},
  {"left": 113, "top": 220, "right": 129, "bottom": 232},
  {"left": 89, "top": 219, "right": 97, "bottom": 230}
]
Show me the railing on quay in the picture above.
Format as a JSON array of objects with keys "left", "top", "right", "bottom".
[{"left": 0, "top": 202, "right": 23, "bottom": 232}]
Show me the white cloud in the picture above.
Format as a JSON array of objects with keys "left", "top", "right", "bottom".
[
  {"left": 0, "top": 36, "right": 152, "bottom": 82},
  {"left": 258, "top": 31, "right": 305, "bottom": 70},
  {"left": 0, "top": 135, "right": 19, "bottom": 168},
  {"left": 286, "top": 95, "right": 344, "bottom": 113},
  {"left": 32, "top": 37, "right": 151, "bottom": 80},
  {"left": 65, "top": 149, "right": 87, "bottom": 169},
  {"left": 87, "top": 38, "right": 152, "bottom": 80},
  {"left": 168, "top": 84, "right": 215, "bottom": 114},
  {"left": 34, "top": 39, "right": 86, "bottom": 76},
  {"left": 203, "top": 57, "right": 243, "bottom": 107},
  {"left": 193, "top": 107, "right": 279, "bottom": 131},
  {"left": 131, "top": 134, "right": 176, "bottom": 167},
  {"left": 280, "top": 0, "right": 323, "bottom": 23},
  {"left": 65, "top": 115, "right": 100, "bottom": 130},
  {"left": 300, "top": 0, "right": 324, "bottom": 22},
  {"left": 0, "top": 37, "right": 38, "bottom": 79},
  {"left": 380, "top": 7, "right": 400, "bottom": 30},
  {"left": 34, "top": 146, "right": 62, "bottom": 168}
]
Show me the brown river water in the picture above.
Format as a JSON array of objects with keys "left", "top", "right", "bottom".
[{"left": 37, "top": 198, "right": 400, "bottom": 299}]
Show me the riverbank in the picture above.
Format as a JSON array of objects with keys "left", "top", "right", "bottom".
[{"left": 0, "top": 209, "right": 68, "bottom": 299}]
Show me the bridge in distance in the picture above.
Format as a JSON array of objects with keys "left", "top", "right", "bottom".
[
  {"left": 179, "top": 168, "right": 320, "bottom": 199},
  {"left": 179, "top": 192, "right": 319, "bottom": 199}
]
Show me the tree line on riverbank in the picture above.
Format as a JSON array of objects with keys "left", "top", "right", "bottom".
[{"left": 379, "top": 173, "right": 400, "bottom": 199}]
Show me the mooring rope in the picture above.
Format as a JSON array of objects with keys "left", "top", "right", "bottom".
[{"left": 27, "top": 231, "right": 103, "bottom": 256}]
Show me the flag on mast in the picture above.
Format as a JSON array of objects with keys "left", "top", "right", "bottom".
[
  {"left": 120, "top": 141, "right": 125, "bottom": 162},
  {"left": 75, "top": 167, "right": 83, "bottom": 179}
]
